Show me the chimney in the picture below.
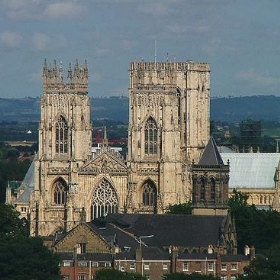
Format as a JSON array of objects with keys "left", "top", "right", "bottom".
[
  {"left": 249, "top": 246, "right": 255, "bottom": 261},
  {"left": 244, "top": 245, "right": 250, "bottom": 256},
  {"left": 170, "top": 246, "right": 178, "bottom": 273}
]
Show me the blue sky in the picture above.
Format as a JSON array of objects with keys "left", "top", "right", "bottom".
[{"left": 1, "top": 0, "right": 280, "bottom": 98}]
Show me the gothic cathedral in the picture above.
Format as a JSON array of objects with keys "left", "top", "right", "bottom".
[{"left": 7, "top": 59, "right": 214, "bottom": 236}]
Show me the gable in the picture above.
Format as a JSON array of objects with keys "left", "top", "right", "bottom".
[
  {"left": 54, "top": 223, "right": 111, "bottom": 253},
  {"left": 79, "top": 151, "right": 127, "bottom": 175}
]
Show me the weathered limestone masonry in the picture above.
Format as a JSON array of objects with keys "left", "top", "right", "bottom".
[
  {"left": 127, "top": 61, "right": 210, "bottom": 213},
  {"left": 8, "top": 59, "right": 210, "bottom": 236},
  {"left": 31, "top": 60, "right": 93, "bottom": 236}
]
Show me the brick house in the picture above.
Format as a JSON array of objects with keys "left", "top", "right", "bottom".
[{"left": 53, "top": 213, "right": 253, "bottom": 280}]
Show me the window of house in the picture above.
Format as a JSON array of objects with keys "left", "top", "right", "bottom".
[
  {"left": 104, "top": 262, "right": 111, "bottom": 267},
  {"left": 144, "top": 263, "right": 150, "bottom": 270},
  {"left": 231, "top": 263, "right": 237, "bottom": 270},
  {"left": 62, "top": 261, "right": 72, "bottom": 267},
  {"left": 182, "top": 262, "right": 189, "bottom": 271},
  {"left": 120, "top": 266, "right": 125, "bottom": 272},
  {"left": 162, "top": 263, "right": 168, "bottom": 270},
  {"left": 144, "top": 117, "right": 158, "bottom": 155},
  {"left": 77, "top": 243, "right": 86, "bottom": 254},
  {"left": 91, "top": 262, "right": 98, "bottom": 267},
  {"left": 78, "top": 275, "right": 85, "bottom": 280},
  {"left": 21, "top": 207, "right": 27, "bottom": 213},
  {"left": 221, "top": 263, "right": 227, "bottom": 271},
  {"left": 55, "top": 116, "right": 68, "bottom": 154},
  {"left": 130, "top": 263, "right": 135, "bottom": 270},
  {"left": 78, "top": 261, "right": 88, "bottom": 267},
  {"left": 208, "top": 262, "right": 214, "bottom": 271}
]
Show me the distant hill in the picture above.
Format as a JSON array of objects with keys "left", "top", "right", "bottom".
[
  {"left": 211, "top": 95, "right": 280, "bottom": 123},
  {"left": 1, "top": 95, "right": 280, "bottom": 123}
]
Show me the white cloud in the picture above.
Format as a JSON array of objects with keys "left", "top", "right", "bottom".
[
  {"left": 31, "top": 32, "right": 66, "bottom": 51},
  {"left": 1, "top": 0, "right": 42, "bottom": 20},
  {"left": 32, "top": 32, "right": 50, "bottom": 51},
  {"left": 235, "top": 69, "right": 280, "bottom": 87},
  {"left": 1, "top": 0, "right": 86, "bottom": 20},
  {"left": 138, "top": 2, "right": 174, "bottom": 17},
  {"left": 0, "top": 31, "right": 23, "bottom": 48},
  {"left": 43, "top": 2, "right": 86, "bottom": 19},
  {"left": 1, "top": 0, "right": 41, "bottom": 10}
]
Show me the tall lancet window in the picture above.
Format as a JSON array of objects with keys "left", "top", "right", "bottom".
[
  {"left": 210, "top": 178, "right": 216, "bottom": 201},
  {"left": 200, "top": 177, "right": 205, "bottom": 201},
  {"left": 56, "top": 116, "right": 68, "bottom": 154},
  {"left": 144, "top": 117, "right": 158, "bottom": 155}
]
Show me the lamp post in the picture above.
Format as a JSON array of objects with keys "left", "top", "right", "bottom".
[
  {"left": 139, "top": 235, "right": 154, "bottom": 248},
  {"left": 138, "top": 235, "right": 154, "bottom": 277}
]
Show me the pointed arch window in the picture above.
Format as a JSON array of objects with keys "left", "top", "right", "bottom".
[
  {"left": 91, "top": 178, "right": 118, "bottom": 220},
  {"left": 142, "top": 181, "right": 157, "bottom": 207},
  {"left": 200, "top": 177, "right": 205, "bottom": 201},
  {"left": 53, "top": 179, "right": 67, "bottom": 205},
  {"left": 210, "top": 178, "right": 216, "bottom": 201},
  {"left": 56, "top": 116, "right": 68, "bottom": 154},
  {"left": 144, "top": 117, "right": 158, "bottom": 155}
]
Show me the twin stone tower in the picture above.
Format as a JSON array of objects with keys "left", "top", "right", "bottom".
[{"left": 9, "top": 59, "right": 229, "bottom": 236}]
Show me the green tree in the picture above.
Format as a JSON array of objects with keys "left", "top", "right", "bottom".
[
  {"left": 228, "top": 190, "right": 280, "bottom": 253},
  {"left": 163, "top": 272, "right": 220, "bottom": 280},
  {"left": 0, "top": 204, "right": 61, "bottom": 280},
  {"left": 0, "top": 204, "right": 28, "bottom": 237},
  {"left": 237, "top": 246, "right": 280, "bottom": 280},
  {"left": 94, "top": 269, "right": 146, "bottom": 280},
  {"left": 166, "top": 202, "right": 192, "bottom": 214}
]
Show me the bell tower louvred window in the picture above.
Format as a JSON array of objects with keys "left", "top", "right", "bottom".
[{"left": 56, "top": 116, "right": 68, "bottom": 154}]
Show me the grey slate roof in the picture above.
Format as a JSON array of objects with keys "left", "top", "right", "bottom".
[
  {"left": 17, "top": 160, "right": 35, "bottom": 203},
  {"left": 88, "top": 220, "right": 140, "bottom": 250},
  {"left": 198, "top": 137, "right": 224, "bottom": 166},
  {"left": 105, "top": 214, "right": 227, "bottom": 248}
]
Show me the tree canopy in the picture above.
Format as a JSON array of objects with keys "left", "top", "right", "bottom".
[
  {"left": 228, "top": 189, "right": 280, "bottom": 253},
  {"left": 0, "top": 203, "right": 61, "bottom": 280},
  {"left": 166, "top": 201, "right": 192, "bottom": 214}
]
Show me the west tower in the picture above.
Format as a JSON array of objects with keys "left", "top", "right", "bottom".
[
  {"left": 127, "top": 61, "right": 210, "bottom": 213},
  {"left": 31, "top": 60, "right": 92, "bottom": 235}
]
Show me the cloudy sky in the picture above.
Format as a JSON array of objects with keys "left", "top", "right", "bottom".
[{"left": 0, "top": 0, "right": 280, "bottom": 98}]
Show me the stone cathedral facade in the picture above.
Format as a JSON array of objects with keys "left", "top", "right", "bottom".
[{"left": 7, "top": 59, "right": 213, "bottom": 237}]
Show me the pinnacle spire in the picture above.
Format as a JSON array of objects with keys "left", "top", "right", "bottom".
[
  {"left": 198, "top": 136, "right": 224, "bottom": 166},
  {"left": 42, "top": 59, "right": 88, "bottom": 94}
]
